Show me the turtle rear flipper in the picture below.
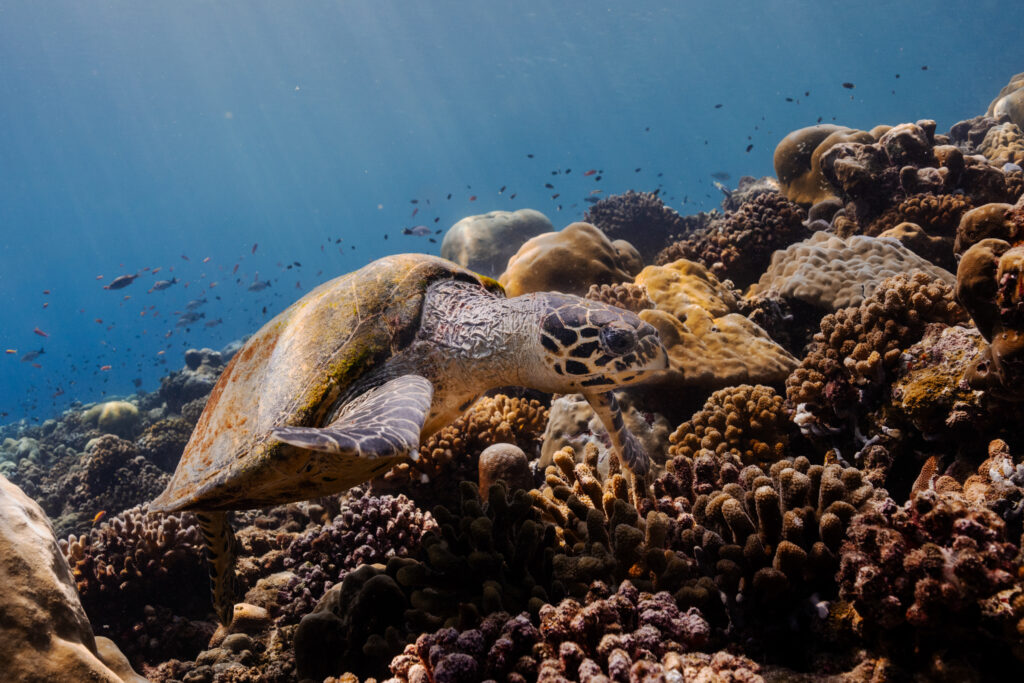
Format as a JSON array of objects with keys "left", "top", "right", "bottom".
[
  {"left": 195, "top": 510, "right": 242, "bottom": 626},
  {"left": 271, "top": 374, "right": 433, "bottom": 462}
]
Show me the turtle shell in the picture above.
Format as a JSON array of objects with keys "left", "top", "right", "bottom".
[{"left": 150, "top": 253, "right": 501, "bottom": 511}]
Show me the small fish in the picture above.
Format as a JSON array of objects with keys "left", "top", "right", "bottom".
[
  {"left": 634, "top": 168, "right": 641, "bottom": 172},
  {"left": 96, "top": 274, "right": 104, "bottom": 280},
  {"left": 921, "top": 65, "right": 928, "bottom": 70},
  {"left": 5, "top": 349, "right": 16, "bottom": 354},
  {"left": 469, "top": 195, "right": 477, "bottom": 201},
  {"left": 202, "top": 256, "right": 211, "bottom": 263},
  {"left": 412, "top": 208, "right": 419, "bottom": 217},
  {"left": 21, "top": 347, "right": 44, "bottom": 362},
  {"left": 94, "top": 318, "right": 103, "bottom": 324},
  {"left": 149, "top": 277, "right": 179, "bottom": 291},
  {"left": 714, "top": 103, "right": 723, "bottom": 108},
  {"left": 590, "top": 189, "right": 602, "bottom": 194},
  {"left": 103, "top": 273, "right": 138, "bottom": 290},
  {"left": 545, "top": 183, "right": 554, "bottom": 189},
  {"left": 403, "top": 225, "right": 433, "bottom": 236},
  {"left": 132, "top": 378, "right": 143, "bottom": 388},
  {"left": 583, "top": 170, "right": 597, "bottom": 176},
  {"left": 710, "top": 171, "right": 730, "bottom": 181},
  {"left": 510, "top": 193, "right": 517, "bottom": 199},
  {"left": 446, "top": 193, "right": 452, "bottom": 200},
  {"left": 842, "top": 82, "right": 855, "bottom": 89},
  {"left": 176, "top": 312, "right": 205, "bottom": 326},
  {"left": 247, "top": 280, "right": 271, "bottom": 292},
  {"left": 584, "top": 197, "right": 601, "bottom": 204},
  {"left": 42, "top": 289, "right": 50, "bottom": 295},
  {"left": 252, "top": 243, "right": 258, "bottom": 254},
  {"left": 499, "top": 185, "right": 506, "bottom": 194},
  {"left": 33, "top": 327, "right": 49, "bottom": 338},
  {"left": 745, "top": 144, "right": 753, "bottom": 152},
  {"left": 99, "top": 365, "right": 112, "bottom": 371},
  {"left": 204, "top": 318, "right": 223, "bottom": 328},
  {"left": 551, "top": 193, "right": 560, "bottom": 199},
  {"left": 185, "top": 298, "right": 207, "bottom": 310},
  {"left": 91, "top": 510, "right": 107, "bottom": 525},
  {"left": 526, "top": 153, "right": 534, "bottom": 158},
  {"left": 181, "top": 254, "right": 190, "bottom": 261},
  {"left": 232, "top": 263, "right": 239, "bottom": 274}
]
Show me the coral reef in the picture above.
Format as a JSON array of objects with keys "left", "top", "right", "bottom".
[
  {"left": 441, "top": 208, "right": 554, "bottom": 278},
  {"left": 582, "top": 190, "right": 685, "bottom": 262},
  {"left": 750, "top": 232, "right": 956, "bottom": 311},
  {"left": 498, "top": 222, "right": 640, "bottom": 297},
  {"left": 774, "top": 124, "right": 876, "bottom": 205},
  {"left": 636, "top": 257, "right": 739, "bottom": 318},
  {"left": 584, "top": 281, "right": 654, "bottom": 313},
  {"left": 655, "top": 192, "right": 808, "bottom": 287}
]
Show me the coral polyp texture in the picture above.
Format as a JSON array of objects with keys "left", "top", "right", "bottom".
[{"left": 12, "top": 80, "right": 1024, "bottom": 683}]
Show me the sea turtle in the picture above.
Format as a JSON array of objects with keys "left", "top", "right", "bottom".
[{"left": 150, "top": 253, "right": 668, "bottom": 625}]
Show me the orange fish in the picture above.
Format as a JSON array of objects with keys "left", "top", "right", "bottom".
[
  {"left": 91, "top": 510, "right": 107, "bottom": 525},
  {"left": 100, "top": 365, "right": 112, "bottom": 371},
  {"left": 5, "top": 349, "right": 16, "bottom": 354},
  {"left": 203, "top": 256, "right": 211, "bottom": 263},
  {"left": 33, "top": 327, "right": 49, "bottom": 337},
  {"left": 95, "top": 318, "right": 103, "bottom": 324},
  {"left": 469, "top": 195, "right": 477, "bottom": 201},
  {"left": 583, "top": 170, "right": 597, "bottom": 176},
  {"left": 232, "top": 263, "right": 239, "bottom": 274},
  {"left": 42, "top": 289, "right": 50, "bottom": 294}
]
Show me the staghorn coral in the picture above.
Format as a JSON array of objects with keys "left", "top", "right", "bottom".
[
  {"left": 583, "top": 190, "right": 685, "bottom": 262},
  {"left": 584, "top": 281, "right": 654, "bottom": 313},
  {"left": 837, "top": 487, "right": 1024, "bottom": 672},
  {"left": 378, "top": 393, "right": 548, "bottom": 508},
  {"left": 441, "top": 209, "right": 553, "bottom": 278},
  {"left": 785, "top": 272, "right": 967, "bottom": 432},
  {"left": 653, "top": 192, "right": 808, "bottom": 288},
  {"left": 866, "top": 192, "right": 974, "bottom": 240},
  {"left": 667, "top": 385, "right": 796, "bottom": 469},
  {"left": 276, "top": 489, "right": 435, "bottom": 625},
  {"left": 59, "top": 504, "right": 214, "bottom": 668}
]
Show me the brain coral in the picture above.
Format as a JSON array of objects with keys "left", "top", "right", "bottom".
[
  {"left": 582, "top": 190, "right": 685, "bottom": 262},
  {"left": 440, "top": 208, "right": 553, "bottom": 278},
  {"left": 750, "top": 231, "right": 956, "bottom": 311},
  {"left": 498, "top": 222, "right": 640, "bottom": 297},
  {"left": 654, "top": 192, "right": 808, "bottom": 287},
  {"left": 774, "top": 124, "right": 876, "bottom": 205}
]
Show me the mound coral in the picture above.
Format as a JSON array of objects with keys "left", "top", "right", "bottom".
[
  {"left": 441, "top": 208, "right": 553, "bottom": 278},
  {"left": 582, "top": 190, "right": 685, "bottom": 262},
  {"left": 774, "top": 124, "right": 876, "bottom": 205},
  {"left": 654, "top": 192, "right": 808, "bottom": 287},
  {"left": 986, "top": 71, "right": 1024, "bottom": 128},
  {"left": 498, "top": 222, "right": 640, "bottom": 297},
  {"left": 135, "top": 417, "right": 193, "bottom": 472},
  {"left": 751, "top": 232, "right": 956, "bottom": 312},
  {"left": 636, "top": 258, "right": 738, "bottom": 318},
  {"left": 980, "top": 122, "right": 1024, "bottom": 166}
]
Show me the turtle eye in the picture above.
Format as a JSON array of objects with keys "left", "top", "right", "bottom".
[{"left": 599, "top": 324, "right": 636, "bottom": 355}]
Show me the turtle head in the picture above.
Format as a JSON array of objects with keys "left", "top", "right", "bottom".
[{"left": 524, "top": 293, "right": 668, "bottom": 393}]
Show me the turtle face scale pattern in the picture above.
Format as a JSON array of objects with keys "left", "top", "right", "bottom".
[{"left": 530, "top": 293, "right": 669, "bottom": 392}]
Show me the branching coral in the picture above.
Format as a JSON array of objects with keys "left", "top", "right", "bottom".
[
  {"left": 59, "top": 504, "right": 213, "bottom": 668},
  {"left": 667, "top": 385, "right": 796, "bottom": 469},
  {"left": 785, "top": 272, "right": 967, "bottom": 433},
  {"left": 585, "top": 282, "right": 654, "bottom": 313}
]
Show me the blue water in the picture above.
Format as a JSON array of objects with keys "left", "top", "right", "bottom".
[{"left": 1, "top": 0, "right": 1021, "bottom": 421}]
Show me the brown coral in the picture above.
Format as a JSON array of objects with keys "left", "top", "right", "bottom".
[
  {"left": 583, "top": 190, "right": 686, "bottom": 262},
  {"left": 653, "top": 192, "right": 808, "bottom": 287},
  {"left": 866, "top": 192, "right": 974, "bottom": 238},
  {"left": 774, "top": 124, "right": 875, "bottom": 205},
  {"left": 667, "top": 385, "right": 795, "bottom": 469},
  {"left": 584, "top": 282, "right": 654, "bottom": 313},
  {"left": 786, "top": 272, "right": 968, "bottom": 427}
]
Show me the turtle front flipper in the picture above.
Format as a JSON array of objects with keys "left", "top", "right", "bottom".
[
  {"left": 271, "top": 374, "right": 433, "bottom": 464},
  {"left": 195, "top": 510, "right": 242, "bottom": 626},
  {"left": 583, "top": 390, "right": 650, "bottom": 477}
]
